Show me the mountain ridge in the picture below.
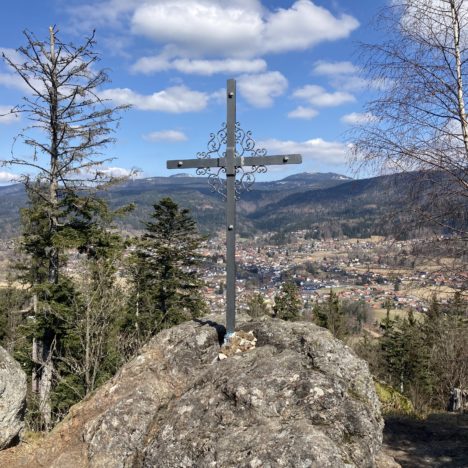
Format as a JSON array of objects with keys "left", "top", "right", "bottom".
[{"left": 0, "top": 172, "right": 415, "bottom": 239}]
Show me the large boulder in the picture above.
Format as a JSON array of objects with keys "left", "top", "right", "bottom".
[
  {"left": 0, "top": 315, "right": 389, "bottom": 467},
  {"left": 0, "top": 346, "right": 26, "bottom": 449}
]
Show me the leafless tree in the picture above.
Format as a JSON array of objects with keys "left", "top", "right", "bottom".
[
  {"left": 57, "top": 254, "right": 126, "bottom": 406},
  {"left": 351, "top": 0, "right": 468, "bottom": 275},
  {"left": 429, "top": 319, "right": 468, "bottom": 407}
]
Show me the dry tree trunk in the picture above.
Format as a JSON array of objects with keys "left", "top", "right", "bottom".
[{"left": 31, "top": 26, "right": 59, "bottom": 430}]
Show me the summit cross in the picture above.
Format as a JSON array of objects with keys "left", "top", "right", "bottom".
[{"left": 167, "top": 79, "right": 302, "bottom": 339}]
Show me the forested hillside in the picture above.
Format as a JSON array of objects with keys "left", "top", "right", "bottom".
[{"left": 0, "top": 171, "right": 452, "bottom": 240}]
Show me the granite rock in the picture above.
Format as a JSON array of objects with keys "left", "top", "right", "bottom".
[
  {"left": 0, "top": 346, "right": 26, "bottom": 450},
  {"left": 0, "top": 315, "right": 390, "bottom": 467}
]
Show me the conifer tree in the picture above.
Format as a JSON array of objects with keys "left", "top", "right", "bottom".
[
  {"left": 427, "top": 293, "right": 441, "bottom": 320},
  {"left": 53, "top": 233, "right": 126, "bottom": 417},
  {"left": 124, "top": 198, "right": 207, "bottom": 352},
  {"left": 273, "top": 282, "right": 302, "bottom": 321},
  {"left": 1, "top": 27, "right": 129, "bottom": 429},
  {"left": 0, "top": 279, "right": 29, "bottom": 353},
  {"left": 246, "top": 292, "right": 269, "bottom": 318},
  {"left": 313, "top": 290, "right": 348, "bottom": 339},
  {"left": 378, "top": 312, "right": 433, "bottom": 410}
]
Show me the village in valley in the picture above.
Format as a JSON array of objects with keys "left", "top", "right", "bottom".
[
  {"left": 198, "top": 231, "right": 466, "bottom": 328},
  {"left": 1, "top": 228, "right": 465, "bottom": 332}
]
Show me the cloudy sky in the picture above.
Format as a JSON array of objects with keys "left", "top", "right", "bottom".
[{"left": 0, "top": 0, "right": 387, "bottom": 183}]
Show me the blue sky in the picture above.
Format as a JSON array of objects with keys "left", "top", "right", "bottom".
[{"left": 0, "top": 0, "right": 388, "bottom": 183}]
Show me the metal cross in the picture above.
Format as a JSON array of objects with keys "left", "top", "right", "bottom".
[{"left": 167, "top": 79, "right": 301, "bottom": 339}]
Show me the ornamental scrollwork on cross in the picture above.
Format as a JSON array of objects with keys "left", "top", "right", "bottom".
[
  {"left": 233, "top": 122, "right": 267, "bottom": 197},
  {"left": 235, "top": 123, "right": 267, "bottom": 158},
  {"left": 235, "top": 165, "right": 267, "bottom": 198},
  {"left": 207, "top": 167, "right": 227, "bottom": 199},
  {"left": 196, "top": 122, "right": 268, "bottom": 199},
  {"left": 197, "top": 123, "right": 227, "bottom": 160}
]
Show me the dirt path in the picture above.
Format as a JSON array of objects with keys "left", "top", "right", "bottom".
[{"left": 383, "top": 413, "right": 468, "bottom": 467}]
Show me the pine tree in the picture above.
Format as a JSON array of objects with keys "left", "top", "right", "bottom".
[
  {"left": 423, "top": 292, "right": 468, "bottom": 409},
  {"left": 124, "top": 198, "right": 207, "bottom": 352},
  {"left": 273, "top": 282, "right": 302, "bottom": 321},
  {"left": 53, "top": 233, "right": 127, "bottom": 417},
  {"left": 0, "top": 279, "right": 29, "bottom": 353},
  {"left": 313, "top": 290, "right": 348, "bottom": 339},
  {"left": 427, "top": 293, "right": 441, "bottom": 320},
  {"left": 246, "top": 292, "right": 269, "bottom": 318},
  {"left": 379, "top": 312, "right": 433, "bottom": 410},
  {"left": 448, "top": 291, "right": 465, "bottom": 316},
  {"left": 1, "top": 27, "right": 129, "bottom": 429}
]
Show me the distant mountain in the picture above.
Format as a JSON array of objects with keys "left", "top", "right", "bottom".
[
  {"left": 280, "top": 172, "right": 352, "bottom": 184},
  {"left": 249, "top": 174, "right": 409, "bottom": 239},
  {"left": 169, "top": 173, "right": 193, "bottom": 178},
  {"left": 101, "top": 172, "right": 357, "bottom": 236},
  {"left": 0, "top": 183, "right": 26, "bottom": 239},
  {"left": 0, "top": 172, "right": 419, "bottom": 240}
]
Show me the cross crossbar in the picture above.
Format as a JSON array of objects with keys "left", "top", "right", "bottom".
[
  {"left": 167, "top": 154, "right": 302, "bottom": 170},
  {"left": 166, "top": 79, "right": 302, "bottom": 340}
]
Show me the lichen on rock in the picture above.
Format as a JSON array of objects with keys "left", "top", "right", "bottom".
[
  {"left": 0, "top": 346, "right": 26, "bottom": 450},
  {"left": 0, "top": 314, "right": 391, "bottom": 467}
]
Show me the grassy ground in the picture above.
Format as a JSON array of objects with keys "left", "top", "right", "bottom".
[
  {"left": 409, "top": 286, "right": 460, "bottom": 301},
  {"left": 371, "top": 307, "right": 424, "bottom": 323}
]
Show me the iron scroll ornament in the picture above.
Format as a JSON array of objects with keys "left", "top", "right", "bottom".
[{"left": 196, "top": 122, "right": 267, "bottom": 199}]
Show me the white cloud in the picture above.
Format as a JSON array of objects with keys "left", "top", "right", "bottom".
[
  {"left": 341, "top": 112, "right": 377, "bottom": 125},
  {"left": 209, "top": 88, "right": 226, "bottom": 104},
  {"left": 287, "top": 106, "right": 318, "bottom": 120},
  {"left": 69, "top": 165, "right": 137, "bottom": 182},
  {"left": 237, "top": 71, "right": 288, "bottom": 108},
  {"left": 143, "top": 130, "right": 188, "bottom": 142},
  {"left": 132, "top": 56, "right": 267, "bottom": 75},
  {"left": 260, "top": 1, "right": 359, "bottom": 54},
  {"left": 312, "top": 60, "right": 359, "bottom": 76},
  {"left": 131, "top": 1, "right": 263, "bottom": 58},
  {"left": 293, "top": 85, "right": 355, "bottom": 107},
  {"left": 0, "top": 48, "right": 48, "bottom": 94},
  {"left": 131, "top": 53, "right": 171, "bottom": 74},
  {"left": 334, "top": 76, "right": 370, "bottom": 93},
  {"left": 0, "top": 106, "right": 20, "bottom": 124},
  {"left": 0, "top": 48, "right": 23, "bottom": 64},
  {"left": 100, "top": 166, "right": 133, "bottom": 178},
  {"left": 127, "top": 0, "right": 358, "bottom": 58},
  {"left": 99, "top": 85, "right": 208, "bottom": 113},
  {"left": 258, "top": 137, "right": 349, "bottom": 164},
  {"left": 310, "top": 59, "right": 389, "bottom": 93},
  {"left": 66, "top": 0, "right": 141, "bottom": 29},
  {"left": 331, "top": 75, "right": 390, "bottom": 93},
  {"left": 0, "top": 171, "right": 20, "bottom": 183},
  {"left": 0, "top": 72, "right": 32, "bottom": 93}
]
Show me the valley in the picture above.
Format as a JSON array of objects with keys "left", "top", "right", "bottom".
[
  {"left": 199, "top": 231, "right": 466, "bottom": 327},
  {"left": 1, "top": 171, "right": 464, "bottom": 313}
]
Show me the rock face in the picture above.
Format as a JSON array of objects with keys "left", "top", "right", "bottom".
[
  {"left": 0, "top": 346, "right": 26, "bottom": 449},
  {"left": 0, "top": 315, "right": 387, "bottom": 467}
]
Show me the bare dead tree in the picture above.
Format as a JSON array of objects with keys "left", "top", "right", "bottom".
[
  {"left": 351, "top": 0, "right": 468, "bottom": 276},
  {"left": 429, "top": 320, "right": 468, "bottom": 407},
  {"left": 1, "top": 26, "right": 130, "bottom": 429},
  {"left": 55, "top": 252, "right": 126, "bottom": 407}
]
